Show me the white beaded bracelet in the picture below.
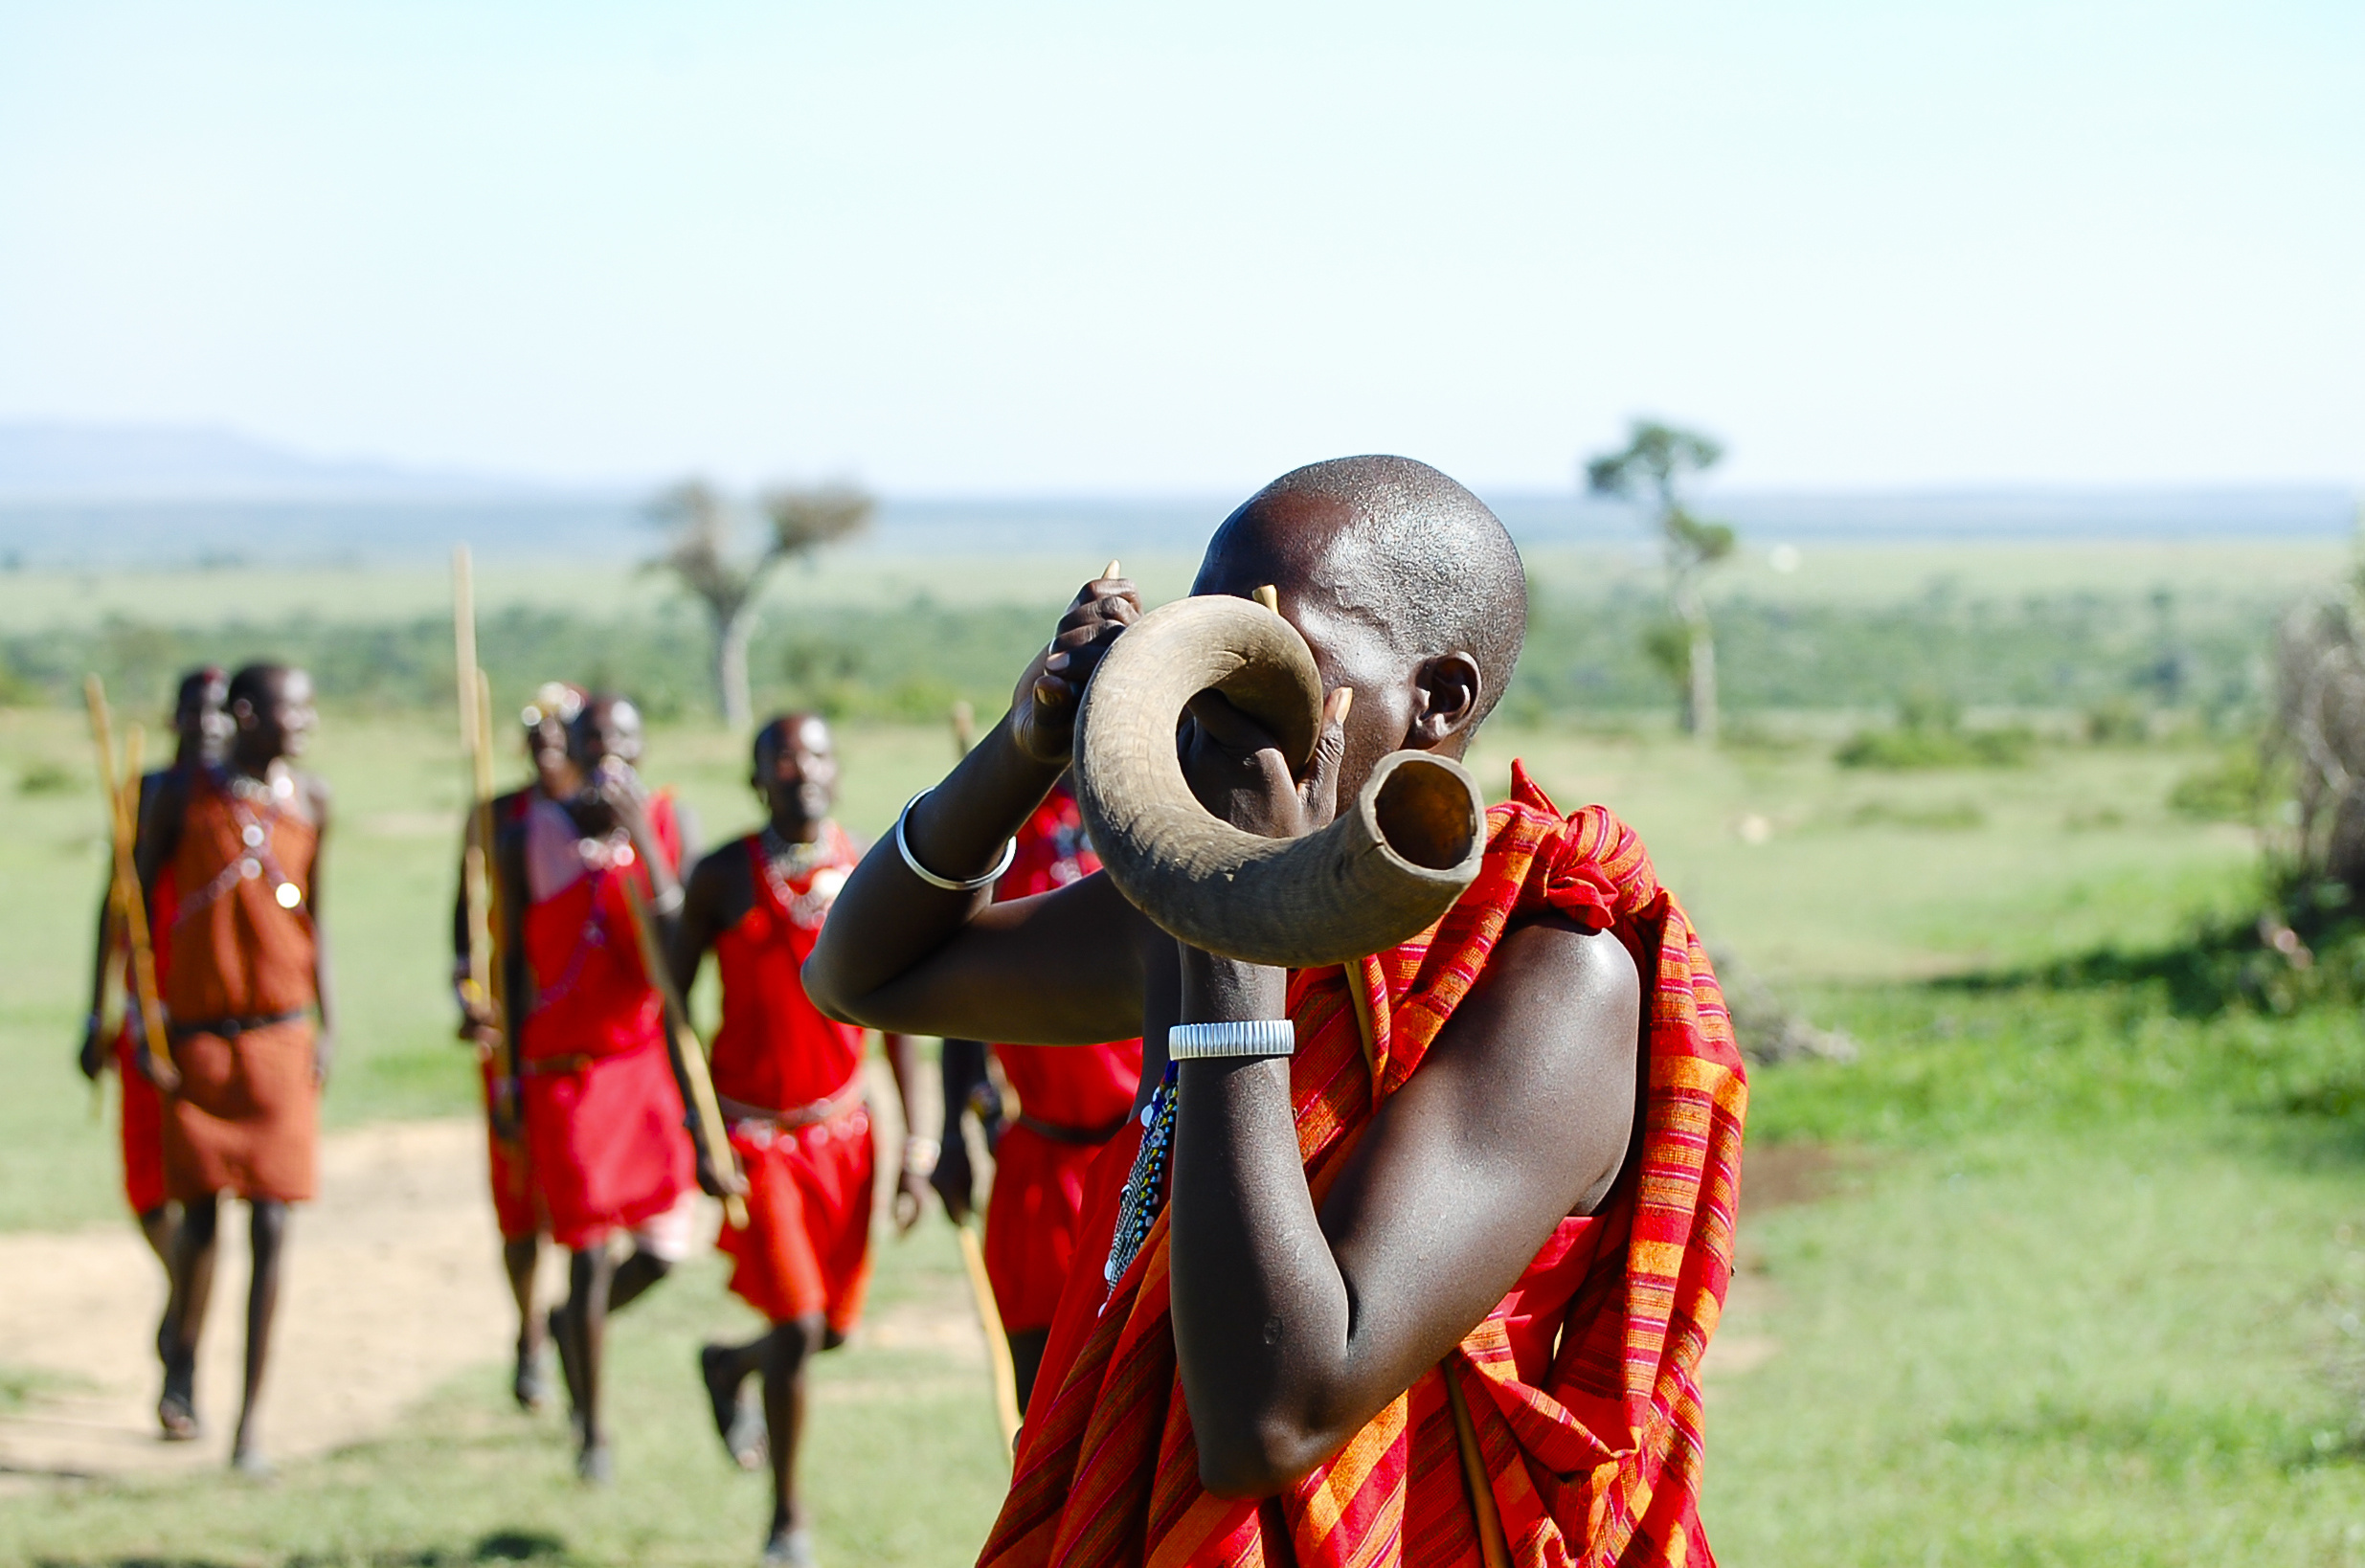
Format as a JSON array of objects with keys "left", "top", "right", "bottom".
[
  {"left": 1167, "top": 1019, "right": 1297, "bottom": 1060},
  {"left": 894, "top": 789, "right": 1018, "bottom": 892}
]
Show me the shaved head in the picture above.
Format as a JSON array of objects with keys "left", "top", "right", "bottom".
[{"left": 1215, "top": 456, "right": 1525, "bottom": 725}]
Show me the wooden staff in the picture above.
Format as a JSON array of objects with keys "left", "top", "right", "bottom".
[
  {"left": 453, "top": 547, "right": 496, "bottom": 1015},
  {"left": 85, "top": 676, "right": 171, "bottom": 1077},
  {"left": 614, "top": 873, "right": 748, "bottom": 1231},
  {"left": 957, "top": 1224, "right": 1024, "bottom": 1452}
]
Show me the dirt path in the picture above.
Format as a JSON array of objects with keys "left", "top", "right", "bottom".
[
  {"left": 0, "top": 1119, "right": 527, "bottom": 1483},
  {"left": 0, "top": 1109, "right": 1823, "bottom": 1482},
  {"left": 0, "top": 1064, "right": 966, "bottom": 1489}
]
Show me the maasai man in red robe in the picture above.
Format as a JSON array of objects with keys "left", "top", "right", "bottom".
[
  {"left": 505, "top": 692, "right": 710, "bottom": 1483},
  {"left": 808, "top": 458, "right": 1746, "bottom": 1567},
  {"left": 451, "top": 681, "right": 585, "bottom": 1411},
  {"left": 935, "top": 778, "right": 1141, "bottom": 1409},
  {"left": 79, "top": 666, "right": 230, "bottom": 1271},
  {"left": 141, "top": 664, "right": 337, "bottom": 1473},
  {"left": 670, "top": 712, "right": 930, "bottom": 1568}
]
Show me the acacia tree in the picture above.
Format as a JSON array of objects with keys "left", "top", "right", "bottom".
[
  {"left": 648, "top": 479, "right": 874, "bottom": 728},
  {"left": 1586, "top": 419, "right": 1736, "bottom": 742}
]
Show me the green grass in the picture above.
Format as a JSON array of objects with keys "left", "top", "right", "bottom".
[{"left": 7, "top": 694, "right": 2363, "bottom": 1563}]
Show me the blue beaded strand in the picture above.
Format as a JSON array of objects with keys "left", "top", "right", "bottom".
[{"left": 1104, "top": 1061, "right": 1180, "bottom": 1290}]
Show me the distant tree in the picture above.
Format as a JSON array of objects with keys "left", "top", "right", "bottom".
[
  {"left": 647, "top": 479, "right": 874, "bottom": 728},
  {"left": 1587, "top": 419, "right": 1736, "bottom": 742}
]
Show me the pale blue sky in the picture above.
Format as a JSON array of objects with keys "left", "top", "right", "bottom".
[{"left": 1, "top": 1, "right": 2356, "bottom": 495}]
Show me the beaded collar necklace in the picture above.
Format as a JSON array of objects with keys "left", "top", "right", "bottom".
[{"left": 757, "top": 824, "right": 834, "bottom": 906}]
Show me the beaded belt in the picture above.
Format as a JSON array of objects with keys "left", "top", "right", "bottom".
[
  {"left": 1015, "top": 1109, "right": 1132, "bottom": 1148},
  {"left": 169, "top": 1008, "right": 308, "bottom": 1040},
  {"left": 719, "top": 1073, "right": 867, "bottom": 1136}
]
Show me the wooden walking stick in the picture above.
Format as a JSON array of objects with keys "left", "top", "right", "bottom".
[
  {"left": 453, "top": 548, "right": 496, "bottom": 1016},
  {"left": 614, "top": 874, "right": 749, "bottom": 1231},
  {"left": 958, "top": 1224, "right": 1024, "bottom": 1452},
  {"left": 85, "top": 676, "right": 172, "bottom": 1079}
]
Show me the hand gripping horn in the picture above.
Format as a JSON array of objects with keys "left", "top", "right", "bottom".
[{"left": 1071, "top": 594, "right": 1487, "bottom": 968}]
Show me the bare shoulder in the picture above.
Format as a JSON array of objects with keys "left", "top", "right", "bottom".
[
  {"left": 1408, "top": 913, "right": 1641, "bottom": 1212},
  {"left": 301, "top": 771, "right": 333, "bottom": 824},
  {"left": 686, "top": 835, "right": 755, "bottom": 927}
]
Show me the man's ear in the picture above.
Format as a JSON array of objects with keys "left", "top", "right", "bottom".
[
  {"left": 1408, "top": 653, "right": 1482, "bottom": 750},
  {"left": 231, "top": 698, "right": 258, "bottom": 731}
]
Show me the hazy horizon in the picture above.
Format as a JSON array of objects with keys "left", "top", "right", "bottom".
[{"left": 3, "top": 3, "right": 2356, "bottom": 497}]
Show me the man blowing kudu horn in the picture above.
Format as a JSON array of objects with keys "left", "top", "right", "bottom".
[
  {"left": 804, "top": 456, "right": 1746, "bottom": 1567},
  {"left": 140, "top": 663, "right": 337, "bottom": 1474},
  {"left": 668, "top": 712, "right": 931, "bottom": 1568}
]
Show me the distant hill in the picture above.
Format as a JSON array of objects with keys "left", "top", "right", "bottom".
[
  {"left": 0, "top": 421, "right": 544, "bottom": 503},
  {"left": 0, "top": 421, "right": 2351, "bottom": 569}
]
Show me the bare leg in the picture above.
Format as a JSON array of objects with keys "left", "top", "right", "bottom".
[
  {"left": 759, "top": 1314, "right": 825, "bottom": 1560},
  {"left": 604, "top": 1244, "right": 670, "bottom": 1315},
  {"left": 700, "top": 1314, "right": 825, "bottom": 1561},
  {"left": 505, "top": 1234, "right": 548, "bottom": 1410},
  {"left": 1007, "top": 1328, "right": 1050, "bottom": 1416},
  {"left": 136, "top": 1202, "right": 179, "bottom": 1270},
  {"left": 159, "top": 1194, "right": 220, "bottom": 1440},
  {"left": 563, "top": 1245, "right": 618, "bottom": 1481},
  {"left": 231, "top": 1198, "right": 289, "bottom": 1472}
]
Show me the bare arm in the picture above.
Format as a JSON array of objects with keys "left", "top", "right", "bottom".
[
  {"left": 1169, "top": 921, "right": 1640, "bottom": 1497},
  {"left": 803, "top": 572, "right": 1153, "bottom": 1045},
  {"left": 883, "top": 1031, "right": 931, "bottom": 1233},
  {"left": 307, "top": 777, "right": 337, "bottom": 1085}
]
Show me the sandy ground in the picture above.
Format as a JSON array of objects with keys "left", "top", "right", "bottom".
[
  {"left": 0, "top": 1064, "right": 973, "bottom": 1490},
  {"left": 0, "top": 1118, "right": 529, "bottom": 1484}
]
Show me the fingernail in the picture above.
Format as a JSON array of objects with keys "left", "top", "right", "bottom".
[
  {"left": 1334, "top": 686, "right": 1354, "bottom": 725},
  {"left": 1046, "top": 651, "right": 1070, "bottom": 671}
]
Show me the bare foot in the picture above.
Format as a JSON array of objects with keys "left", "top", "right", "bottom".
[
  {"left": 762, "top": 1524, "right": 817, "bottom": 1567},
  {"left": 157, "top": 1359, "right": 199, "bottom": 1442},
  {"left": 699, "top": 1345, "right": 763, "bottom": 1469}
]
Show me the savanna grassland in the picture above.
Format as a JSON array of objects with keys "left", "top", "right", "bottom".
[{"left": 1, "top": 537, "right": 2360, "bottom": 1565}]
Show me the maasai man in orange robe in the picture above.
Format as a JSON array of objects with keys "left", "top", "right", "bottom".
[
  {"left": 79, "top": 666, "right": 230, "bottom": 1271},
  {"left": 670, "top": 713, "right": 930, "bottom": 1568},
  {"left": 507, "top": 692, "right": 708, "bottom": 1483},
  {"left": 142, "top": 664, "right": 337, "bottom": 1473},
  {"left": 805, "top": 458, "right": 1746, "bottom": 1567},
  {"left": 451, "top": 681, "right": 584, "bottom": 1411},
  {"left": 935, "top": 778, "right": 1141, "bottom": 1409}
]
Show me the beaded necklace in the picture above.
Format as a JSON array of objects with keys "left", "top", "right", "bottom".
[{"left": 1104, "top": 1060, "right": 1180, "bottom": 1290}]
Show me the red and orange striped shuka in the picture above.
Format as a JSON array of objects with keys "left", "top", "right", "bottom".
[{"left": 978, "top": 764, "right": 1747, "bottom": 1568}]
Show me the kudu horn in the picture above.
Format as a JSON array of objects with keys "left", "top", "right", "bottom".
[{"left": 1072, "top": 594, "right": 1486, "bottom": 968}]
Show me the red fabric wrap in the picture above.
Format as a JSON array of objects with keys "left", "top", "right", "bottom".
[
  {"left": 114, "top": 858, "right": 177, "bottom": 1216},
  {"left": 979, "top": 766, "right": 1747, "bottom": 1568},
  {"left": 717, "top": 1103, "right": 876, "bottom": 1332},
  {"left": 482, "top": 1051, "right": 542, "bottom": 1243},
  {"left": 710, "top": 823, "right": 864, "bottom": 1110},
  {"left": 518, "top": 794, "right": 692, "bottom": 1249},
  {"left": 985, "top": 784, "right": 1144, "bottom": 1334},
  {"left": 708, "top": 821, "right": 875, "bottom": 1330},
  {"left": 161, "top": 772, "right": 321, "bottom": 1205}
]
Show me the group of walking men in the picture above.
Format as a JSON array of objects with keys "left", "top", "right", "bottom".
[
  {"left": 86, "top": 665, "right": 1142, "bottom": 1568},
  {"left": 86, "top": 454, "right": 1750, "bottom": 1568}
]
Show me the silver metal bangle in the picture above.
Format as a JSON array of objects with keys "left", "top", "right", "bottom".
[
  {"left": 1167, "top": 1019, "right": 1297, "bottom": 1060},
  {"left": 894, "top": 789, "right": 1018, "bottom": 892}
]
